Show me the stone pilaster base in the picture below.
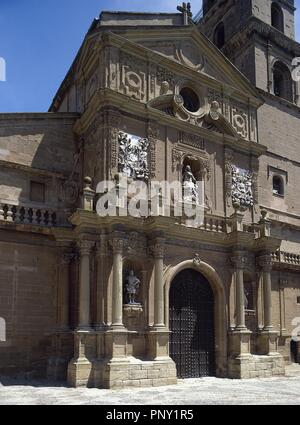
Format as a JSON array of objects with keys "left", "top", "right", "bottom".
[
  {"left": 257, "top": 330, "right": 279, "bottom": 355},
  {"left": 228, "top": 354, "right": 285, "bottom": 379},
  {"left": 147, "top": 329, "right": 170, "bottom": 360},
  {"left": 93, "top": 357, "right": 177, "bottom": 389},
  {"left": 67, "top": 330, "right": 96, "bottom": 388},
  {"left": 228, "top": 329, "right": 252, "bottom": 357},
  {"left": 105, "top": 328, "right": 128, "bottom": 359}
]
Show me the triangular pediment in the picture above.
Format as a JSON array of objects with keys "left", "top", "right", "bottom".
[{"left": 119, "top": 25, "right": 261, "bottom": 103}]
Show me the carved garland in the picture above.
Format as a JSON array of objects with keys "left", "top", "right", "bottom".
[{"left": 147, "top": 123, "right": 159, "bottom": 179}]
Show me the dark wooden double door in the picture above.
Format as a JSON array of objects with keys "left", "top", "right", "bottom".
[{"left": 169, "top": 269, "right": 216, "bottom": 379}]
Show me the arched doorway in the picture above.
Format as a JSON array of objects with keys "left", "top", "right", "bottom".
[{"left": 169, "top": 269, "right": 215, "bottom": 378}]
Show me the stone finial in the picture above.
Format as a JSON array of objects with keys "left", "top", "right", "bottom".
[
  {"left": 260, "top": 209, "right": 268, "bottom": 222},
  {"left": 259, "top": 209, "right": 271, "bottom": 237},
  {"left": 230, "top": 210, "right": 244, "bottom": 232}
]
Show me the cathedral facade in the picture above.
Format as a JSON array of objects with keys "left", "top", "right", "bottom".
[{"left": 0, "top": 0, "right": 300, "bottom": 388}]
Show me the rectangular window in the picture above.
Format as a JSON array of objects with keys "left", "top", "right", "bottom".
[
  {"left": 30, "top": 181, "right": 45, "bottom": 203},
  {"left": 297, "top": 296, "right": 300, "bottom": 305}
]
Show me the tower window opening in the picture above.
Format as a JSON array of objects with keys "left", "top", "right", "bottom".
[
  {"left": 273, "top": 61, "right": 293, "bottom": 102},
  {"left": 271, "top": 3, "right": 284, "bottom": 33},
  {"left": 214, "top": 22, "right": 225, "bottom": 49},
  {"left": 273, "top": 175, "right": 284, "bottom": 196}
]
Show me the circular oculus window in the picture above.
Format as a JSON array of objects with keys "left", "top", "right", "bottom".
[{"left": 179, "top": 87, "right": 200, "bottom": 113}]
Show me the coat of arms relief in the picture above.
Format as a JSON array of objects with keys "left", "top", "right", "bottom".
[
  {"left": 118, "top": 132, "right": 150, "bottom": 181},
  {"left": 231, "top": 166, "right": 254, "bottom": 209}
]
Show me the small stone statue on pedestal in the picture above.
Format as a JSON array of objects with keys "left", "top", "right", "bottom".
[{"left": 125, "top": 270, "right": 141, "bottom": 305}]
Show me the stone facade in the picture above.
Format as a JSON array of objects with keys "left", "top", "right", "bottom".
[{"left": 0, "top": 3, "right": 299, "bottom": 388}]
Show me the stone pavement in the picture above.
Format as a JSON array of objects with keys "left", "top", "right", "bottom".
[{"left": 0, "top": 364, "right": 300, "bottom": 405}]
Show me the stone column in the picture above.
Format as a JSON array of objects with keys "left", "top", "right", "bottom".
[
  {"left": 228, "top": 252, "right": 252, "bottom": 378},
  {"left": 96, "top": 234, "right": 107, "bottom": 330},
  {"left": 152, "top": 238, "right": 166, "bottom": 329},
  {"left": 259, "top": 255, "right": 273, "bottom": 331},
  {"left": 256, "top": 254, "right": 279, "bottom": 356},
  {"left": 111, "top": 237, "right": 125, "bottom": 329},
  {"left": 78, "top": 240, "right": 94, "bottom": 330},
  {"left": 148, "top": 237, "right": 172, "bottom": 362},
  {"left": 231, "top": 253, "right": 247, "bottom": 330},
  {"left": 68, "top": 240, "right": 96, "bottom": 388}
]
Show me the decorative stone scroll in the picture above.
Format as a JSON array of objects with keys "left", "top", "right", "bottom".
[
  {"left": 118, "top": 132, "right": 150, "bottom": 181},
  {"left": 232, "top": 166, "right": 254, "bottom": 209}
]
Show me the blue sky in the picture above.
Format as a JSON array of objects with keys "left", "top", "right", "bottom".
[{"left": 0, "top": 0, "right": 299, "bottom": 113}]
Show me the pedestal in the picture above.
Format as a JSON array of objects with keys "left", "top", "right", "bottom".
[
  {"left": 67, "top": 331, "right": 96, "bottom": 388},
  {"left": 147, "top": 329, "right": 170, "bottom": 361},
  {"left": 123, "top": 304, "right": 143, "bottom": 330},
  {"left": 228, "top": 329, "right": 252, "bottom": 379},
  {"left": 228, "top": 329, "right": 252, "bottom": 357},
  {"left": 257, "top": 330, "right": 279, "bottom": 355}
]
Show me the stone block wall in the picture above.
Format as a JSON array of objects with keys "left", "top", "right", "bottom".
[{"left": 228, "top": 354, "right": 285, "bottom": 379}]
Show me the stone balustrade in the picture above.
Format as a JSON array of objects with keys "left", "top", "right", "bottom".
[
  {"left": 0, "top": 203, "right": 59, "bottom": 227},
  {"left": 200, "top": 216, "right": 226, "bottom": 233},
  {"left": 272, "top": 250, "right": 300, "bottom": 267}
]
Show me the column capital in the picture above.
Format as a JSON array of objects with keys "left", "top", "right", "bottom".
[
  {"left": 230, "top": 252, "right": 248, "bottom": 270},
  {"left": 149, "top": 237, "right": 166, "bottom": 259},
  {"left": 111, "top": 235, "right": 126, "bottom": 254},
  {"left": 78, "top": 240, "right": 94, "bottom": 256},
  {"left": 257, "top": 254, "right": 273, "bottom": 272}
]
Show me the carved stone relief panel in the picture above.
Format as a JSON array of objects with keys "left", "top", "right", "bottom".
[
  {"left": 118, "top": 132, "right": 150, "bottom": 181},
  {"left": 120, "top": 54, "right": 147, "bottom": 101},
  {"left": 231, "top": 166, "right": 254, "bottom": 209},
  {"left": 224, "top": 148, "right": 233, "bottom": 207},
  {"left": 147, "top": 123, "right": 159, "bottom": 179},
  {"left": 231, "top": 106, "right": 249, "bottom": 140},
  {"left": 175, "top": 41, "right": 205, "bottom": 72}
]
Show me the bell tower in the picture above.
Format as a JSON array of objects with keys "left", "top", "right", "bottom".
[{"left": 199, "top": 0, "right": 299, "bottom": 103}]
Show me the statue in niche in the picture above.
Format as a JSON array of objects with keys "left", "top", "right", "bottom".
[
  {"left": 125, "top": 270, "right": 141, "bottom": 305},
  {"left": 182, "top": 165, "right": 198, "bottom": 202}
]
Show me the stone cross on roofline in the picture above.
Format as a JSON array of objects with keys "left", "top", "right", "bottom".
[{"left": 177, "top": 2, "right": 193, "bottom": 26}]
